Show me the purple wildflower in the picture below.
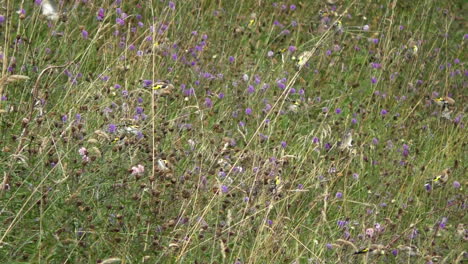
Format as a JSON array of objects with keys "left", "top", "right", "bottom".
[
  {"left": 280, "top": 141, "right": 287, "bottom": 148},
  {"left": 352, "top": 173, "right": 359, "bottom": 180},
  {"left": 81, "top": 30, "right": 89, "bottom": 39},
  {"left": 168, "top": 1, "right": 175, "bottom": 10},
  {"left": 97, "top": 8, "right": 105, "bottom": 21},
  {"left": 204, "top": 98, "right": 213, "bottom": 108},
  {"left": 221, "top": 185, "right": 228, "bottom": 193},
  {"left": 107, "top": 124, "right": 117, "bottom": 134}
]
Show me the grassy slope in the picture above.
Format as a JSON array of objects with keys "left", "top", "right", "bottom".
[{"left": 0, "top": 0, "right": 466, "bottom": 263}]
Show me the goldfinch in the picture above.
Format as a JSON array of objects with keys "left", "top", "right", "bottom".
[
  {"left": 404, "top": 45, "right": 418, "bottom": 59},
  {"left": 433, "top": 96, "right": 455, "bottom": 110},
  {"left": 333, "top": 20, "right": 343, "bottom": 32},
  {"left": 151, "top": 81, "right": 174, "bottom": 95},
  {"left": 354, "top": 244, "right": 385, "bottom": 255},
  {"left": 288, "top": 100, "right": 301, "bottom": 113},
  {"left": 354, "top": 248, "right": 370, "bottom": 254},
  {"left": 427, "top": 169, "right": 450, "bottom": 187},
  {"left": 270, "top": 176, "right": 283, "bottom": 195}
]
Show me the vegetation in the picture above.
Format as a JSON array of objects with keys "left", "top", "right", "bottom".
[{"left": 0, "top": 0, "right": 466, "bottom": 263}]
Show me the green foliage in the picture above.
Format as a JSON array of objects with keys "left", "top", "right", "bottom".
[{"left": 0, "top": 0, "right": 466, "bottom": 263}]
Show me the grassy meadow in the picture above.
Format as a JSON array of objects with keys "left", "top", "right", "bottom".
[{"left": 0, "top": 0, "right": 466, "bottom": 263}]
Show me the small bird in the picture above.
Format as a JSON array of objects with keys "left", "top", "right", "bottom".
[
  {"left": 427, "top": 169, "right": 450, "bottom": 187},
  {"left": 354, "top": 248, "right": 370, "bottom": 255},
  {"left": 270, "top": 176, "right": 283, "bottom": 196},
  {"left": 333, "top": 20, "right": 344, "bottom": 33},
  {"left": 404, "top": 45, "right": 418, "bottom": 59},
  {"left": 433, "top": 96, "right": 455, "bottom": 110},
  {"left": 432, "top": 96, "right": 455, "bottom": 120},
  {"left": 354, "top": 244, "right": 385, "bottom": 255},
  {"left": 404, "top": 39, "right": 419, "bottom": 59},
  {"left": 151, "top": 81, "right": 174, "bottom": 95},
  {"left": 288, "top": 100, "right": 301, "bottom": 113}
]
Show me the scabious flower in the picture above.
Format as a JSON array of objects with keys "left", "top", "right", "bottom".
[
  {"left": 335, "top": 192, "right": 343, "bottom": 199},
  {"left": 371, "top": 77, "right": 378, "bottom": 84},
  {"left": 81, "top": 30, "right": 89, "bottom": 39},
  {"left": 424, "top": 183, "right": 432, "bottom": 193},
  {"left": 116, "top": 17, "right": 125, "bottom": 25},
  {"left": 439, "top": 217, "right": 448, "bottom": 229},
  {"left": 363, "top": 25, "right": 369, "bottom": 31},
  {"left": 371, "top": 138, "right": 379, "bottom": 145},
  {"left": 453, "top": 181, "right": 460, "bottom": 189},
  {"left": 78, "top": 147, "right": 87, "bottom": 156},
  {"left": 335, "top": 108, "right": 341, "bottom": 114},
  {"left": 277, "top": 81, "right": 286, "bottom": 89},
  {"left": 0, "top": 15, "right": 5, "bottom": 24},
  {"left": 409, "top": 228, "right": 418, "bottom": 239},
  {"left": 402, "top": 144, "right": 409, "bottom": 157},
  {"left": 131, "top": 164, "right": 145, "bottom": 176},
  {"left": 97, "top": 8, "right": 105, "bottom": 21},
  {"left": 142, "top": 80, "right": 152, "bottom": 88},
  {"left": 337, "top": 220, "right": 348, "bottom": 228},
  {"left": 168, "top": 1, "right": 175, "bottom": 10},
  {"left": 108, "top": 124, "right": 117, "bottom": 133},
  {"left": 366, "top": 228, "right": 374, "bottom": 238},
  {"left": 204, "top": 98, "right": 212, "bottom": 108},
  {"left": 380, "top": 109, "right": 388, "bottom": 115},
  {"left": 280, "top": 141, "right": 287, "bottom": 148},
  {"left": 221, "top": 185, "right": 229, "bottom": 193},
  {"left": 245, "top": 108, "right": 252, "bottom": 115}
]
